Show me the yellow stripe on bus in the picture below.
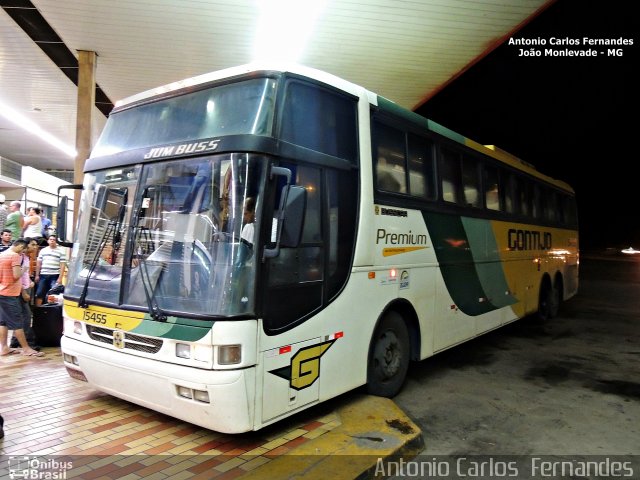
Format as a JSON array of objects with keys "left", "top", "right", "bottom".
[
  {"left": 382, "top": 246, "right": 428, "bottom": 257},
  {"left": 489, "top": 221, "right": 578, "bottom": 318},
  {"left": 64, "top": 300, "right": 145, "bottom": 331}
]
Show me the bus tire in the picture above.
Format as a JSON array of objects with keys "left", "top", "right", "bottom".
[
  {"left": 538, "top": 278, "right": 557, "bottom": 321},
  {"left": 366, "top": 311, "right": 410, "bottom": 398},
  {"left": 549, "top": 277, "right": 562, "bottom": 318}
]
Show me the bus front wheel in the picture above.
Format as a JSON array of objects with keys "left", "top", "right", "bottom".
[{"left": 366, "top": 311, "right": 410, "bottom": 398}]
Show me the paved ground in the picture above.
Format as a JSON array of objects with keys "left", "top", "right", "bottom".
[
  {"left": 2, "top": 254, "right": 638, "bottom": 479},
  {"left": 1, "top": 332, "right": 419, "bottom": 480},
  {"left": 394, "top": 254, "right": 640, "bottom": 456}
]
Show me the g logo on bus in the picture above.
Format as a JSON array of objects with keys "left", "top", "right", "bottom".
[
  {"left": 113, "top": 330, "right": 125, "bottom": 349},
  {"left": 269, "top": 340, "right": 335, "bottom": 391}
]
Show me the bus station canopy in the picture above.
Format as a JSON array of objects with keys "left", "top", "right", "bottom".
[{"left": 0, "top": 0, "right": 550, "bottom": 172}]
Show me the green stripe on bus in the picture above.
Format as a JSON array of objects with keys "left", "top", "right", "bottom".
[
  {"left": 422, "top": 211, "right": 496, "bottom": 316},
  {"left": 133, "top": 316, "right": 211, "bottom": 341},
  {"left": 376, "top": 96, "right": 468, "bottom": 146},
  {"left": 461, "top": 217, "right": 518, "bottom": 308},
  {"left": 425, "top": 120, "right": 467, "bottom": 144}
]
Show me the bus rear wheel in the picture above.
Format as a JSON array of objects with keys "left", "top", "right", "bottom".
[
  {"left": 538, "top": 279, "right": 560, "bottom": 321},
  {"left": 366, "top": 311, "right": 410, "bottom": 398}
]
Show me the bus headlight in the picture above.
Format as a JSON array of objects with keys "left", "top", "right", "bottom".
[
  {"left": 177, "top": 386, "right": 192, "bottom": 399},
  {"left": 176, "top": 343, "right": 191, "bottom": 359},
  {"left": 63, "top": 353, "right": 79, "bottom": 365},
  {"left": 217, "top": 345, "right": 241, "bottom": 365},
  {"left": 176, "top": 386, "right": 210, "bottom": 404},
  {"left": 194, "top": 390, "right": 210, "bottom": 403},
  {"left": 74, "top": 321, "right": 82, "bottom": 335}
]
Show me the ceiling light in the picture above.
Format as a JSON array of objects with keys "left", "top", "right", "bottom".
[
  {"left": 0, "top": 99, "right": 77, "bottom": 158},
  {"left": 253, "top": 0, "right": 326, "bottom": 63}
]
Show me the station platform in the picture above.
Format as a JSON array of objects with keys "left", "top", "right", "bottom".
[{"left": 0, "top": 347, "right": 422, "bottom": 479}]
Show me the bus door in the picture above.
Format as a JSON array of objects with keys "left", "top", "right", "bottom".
[
  {"left": 257, "top": 158, "right": 357, "bottom": 422},
  {"left": 259, "top": 163, "right": 326, "bottom": 422},
  {"left": 261, "top": 337, "right": 325, "bottom": 422}
]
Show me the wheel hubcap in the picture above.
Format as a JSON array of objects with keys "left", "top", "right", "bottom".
[{"left": 374, "top": 330, "right": 400, "bottom": 379}]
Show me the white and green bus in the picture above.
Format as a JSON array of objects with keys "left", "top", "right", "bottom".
[{"left": 59, "top": 63, "right": 578, "bottom": 433}]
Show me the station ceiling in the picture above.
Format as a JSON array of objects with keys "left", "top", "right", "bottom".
[{"left": 0, "top": 0, "right": 550, "bottom": 173}]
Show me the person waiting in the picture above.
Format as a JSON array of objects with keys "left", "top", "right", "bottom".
[
  {"left": 0, "top": 238, "right": 43, "bottom": 357},
  {"left": 0, "top": 229, "right": 12, "bottom": 253},
  {"left": 9, "top": 238, "right": 39, "bottom": 351},
  {"left": 35, "top": 235, "right": 66, "bottom": 307},
  {"left": 4, "top": 201, "right": 23, "bottom": 240},
  {"left": 23, "top": 207, "right": 44, "bottom": 245},
  {"left": 40, "top": 210, "right": 52, "bottom": 238}
]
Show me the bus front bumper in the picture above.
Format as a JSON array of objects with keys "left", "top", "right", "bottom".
[{"left": 61, "top": 336, "right": 256, "bottom": 434}]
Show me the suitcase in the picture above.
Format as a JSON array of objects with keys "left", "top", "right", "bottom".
[{"left": 32, "top": 304, "right": 63, "bottom": 347}]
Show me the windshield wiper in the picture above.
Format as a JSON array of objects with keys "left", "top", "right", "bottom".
[
  {"left": 79, "top": 186, "right": 129, "bottom": 309},
  {"left": 78, "top": 221, "right": 115, "bottom": 308},
  {"left": 133, "top": 226, "right": 167, "bottom": 322}
]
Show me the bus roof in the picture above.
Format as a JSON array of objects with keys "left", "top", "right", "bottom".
[
  {"left": 114, "top": 62, "right": 366, "bottom": 111},
  {"left": 112, "top": 63, "right": 573, "bottom": 194}
]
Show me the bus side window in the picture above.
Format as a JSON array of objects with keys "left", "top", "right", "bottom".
[
  {"left": 531, "top": 184, "right": 542, "bottom": 218},
  {"left": 374, "top": 122, "right": 406, "bottom": 194},
  {"left": 280, "top": 81, "right": 357, "bottom": 163},
  {"left": 562, "top": 195, "right": 577, "bottom": 226},
  {"left": 407, "top": 134, "right": 436, "bottom": 200},
  {"left": 461, "top": 155, "right": 480, "bottom": 207},
  {"left": 484, "top": 166, "right": 501, "bottom": 211},
  {"left": 545, "top": 190, "right": 559, "bottom": 223},
  {"left": 504, "top": 172, "right": 516, "bottom": 214},
  {"left": 326, "top": 169, "right": 357, "bottom": 300},
  {"left": 517, "top": 177, "right": 531, "bottom": 217},
  {"left": 440, "top": 148, "right": 461, "bottom": 204}
]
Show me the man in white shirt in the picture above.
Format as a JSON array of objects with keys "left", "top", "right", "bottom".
[
  {"left": 35, "top": 235, "right": 66, "bottom": 306},
  {"left": 240, "top": 197, "right": 256, "bottom": 245}
]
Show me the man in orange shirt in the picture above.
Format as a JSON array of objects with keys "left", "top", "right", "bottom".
[{"left": 0, "top": 238, "right": 43, "bottom": 357}]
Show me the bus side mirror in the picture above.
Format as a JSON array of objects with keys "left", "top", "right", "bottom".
[
  {"left": 57, "top": 184, "right": 83, "bottom": 247},
  {"left": 280, "top": 186, "right": 306, "bottom": 248},
  {"left": 263, "top": 185, "right": 307, "bottom": 260}
]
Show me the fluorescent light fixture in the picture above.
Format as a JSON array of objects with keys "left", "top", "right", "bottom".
[
  {"left": 253, "top": 0, "right": 326, "bottom": 63},
  {"left": 0, "top": 99, "right": 77, "bottom": 157}
]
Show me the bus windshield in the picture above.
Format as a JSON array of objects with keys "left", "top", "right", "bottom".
[
  {"left": 65, "top": 154, "right": 266, "bottom": 318},
  {"left": 92, "top": 78, "right": 277, "bottom": 157}
]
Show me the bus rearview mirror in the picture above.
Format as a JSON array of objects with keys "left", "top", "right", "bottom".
[{"left": 57, "top": 184, "right": 84, "bottom": 247}]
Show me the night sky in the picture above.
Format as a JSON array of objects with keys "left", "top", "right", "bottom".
[{"left": 416, "top": 0, "right": 638, "bottom": 250}]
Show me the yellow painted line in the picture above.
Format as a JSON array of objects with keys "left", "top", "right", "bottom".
[{"left": 383, "top": 246, "right": 428, "bottom": 257}]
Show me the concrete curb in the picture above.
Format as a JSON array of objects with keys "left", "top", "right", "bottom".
[{"left": 240, "top": 395, "right": 424, "bottom": 479}]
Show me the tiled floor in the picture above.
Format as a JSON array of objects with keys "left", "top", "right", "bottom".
[{"left": 0, "top": 347, "right": 341, "bottom": 479}]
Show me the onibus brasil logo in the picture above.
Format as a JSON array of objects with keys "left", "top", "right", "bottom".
[{"left": 8, "top": 456, "right": 73, "bottom": 479}]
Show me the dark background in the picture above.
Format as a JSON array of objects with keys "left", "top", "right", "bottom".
[{"left": 416, "top": 0, "right": 638, "bottom": 250}]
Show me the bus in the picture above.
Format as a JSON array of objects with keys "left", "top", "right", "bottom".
[{"left": 58, "top": 63, "right": 578, "bottom": 433}]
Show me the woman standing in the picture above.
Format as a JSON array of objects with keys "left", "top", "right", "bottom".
[{"left": 23, "top": 207, "right": 43, "bottom": 244}]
